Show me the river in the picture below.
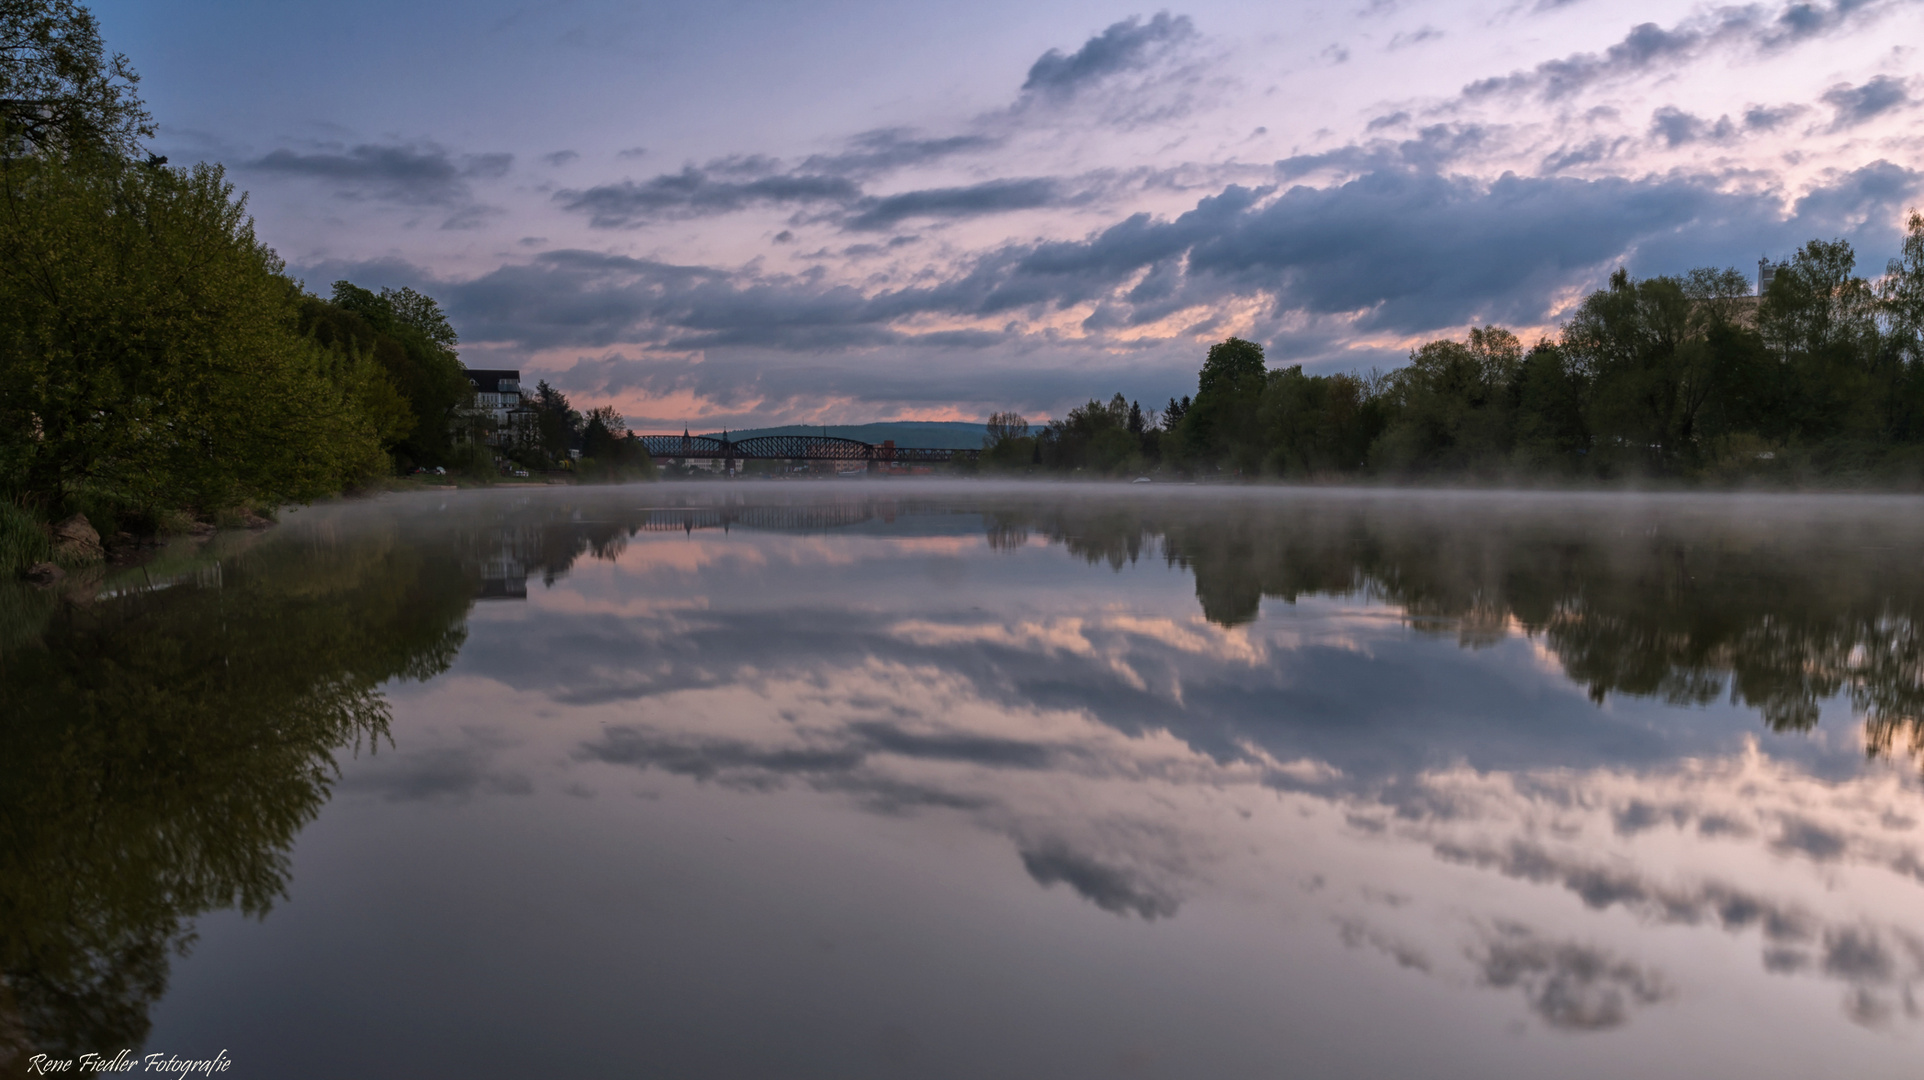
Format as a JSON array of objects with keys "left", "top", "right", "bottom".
[{"left": 4, "top": 482, "right": 1921, "bottom": 1078}]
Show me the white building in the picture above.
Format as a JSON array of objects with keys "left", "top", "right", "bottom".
[{"left": 464, "top": 369, "right": 536, "bottom": 448}]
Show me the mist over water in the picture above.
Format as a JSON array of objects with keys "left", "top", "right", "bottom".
[{"left": 5, "top": 482, "right": 1923, "bottom": 1078}]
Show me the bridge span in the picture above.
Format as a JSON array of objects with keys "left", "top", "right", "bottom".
[{"left": 636, "top": 432, "right": 978, "bottom": 468}]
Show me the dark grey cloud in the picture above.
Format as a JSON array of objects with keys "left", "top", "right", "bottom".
[
  {"left": 1784, "top": 159, "right": 1920, "bottom": 228},
  {"left": 1822, "top": 75, "right": 1912, "bottom": 129},
  {"left": 1466, "top": 20, "right": 1712, "bottom": 101},
  {"left": 1541, "top": 136, "right": 1630, "bottom": 172},
  {"left": 574, "top": 718, "right": 1176, "bottom": 909},
  {"left": 845, "top": 178, "right": 1066, "bottom": 230},
  {"left": 246, "top": 141, "right": 513, "bottom": 206},
  {"left": 1465, "top": 0, "right": 1895, "bottom": 103},
  {"left": 1822, "top": 925, "right": 1897, "bottom": 982},
  {"left": 551, "top": 129, "right": 1029, "bottom": 229},
  {"left": 579, "top": 718, "right": 1070, "bottom": 789},
  {"left": 582, "top": 727, "right": 866, "bottom": 788},
  {"left": 1432, "top": 838, "right": 1818, "bottom": 942},
  {"left": 1021, "top": 13, "right": 1197, "bottom": 100},
  {"left": 440, "top": 204, "right": 504, "bottom": 231},
  {"left": 799, "top": 128, "right": 1002, "bottom": 178},
  {"left": 542, "top": 150, "right": 580, "bottom": 167},
  {"left": 1276, "top": 123, "right": 1492, "bottom": 178},
  {"left": 553, "top": 165, "right": 862, "bottom": 227},
  {"left": 1649, "top": 107, "right": 1735, "bottom": 147},
  {"left": 1019, "top": 839, "right": 1181, "bottom": 919},
  {"left": 1471, "top": 922, "right": 1672, "bottom": 1030},
  {"left": 1743, "top": 103, "right": 1807, "bottom": 130},
  {"left": 1611, "top": 798, "right": 1689, "bottom": 835},
  {"left": 1336, "top": 918, "right": 1432, "bottom": 971},
  {"left": 437, "top": 160, "right": 1921, "bottom": 393},
  {"left": 1772, "top": 816, "right": 1847, "bottom": 860}
]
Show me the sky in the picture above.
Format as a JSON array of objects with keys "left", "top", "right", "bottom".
[{"left": 93, "top": 0, "right": 1924, "bottom": 429}]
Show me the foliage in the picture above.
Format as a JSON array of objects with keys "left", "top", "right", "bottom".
[
  {"left": 1176, "top": 337, "right": 1267, "bottom": 470},
  {"left": 1029, "top": 217, "right": 1924, "bottom": 484},
  {"left": 0, "top": 154, "right": 392, "bottom": 520},
  {"left": 0, "top": 500, "right": 50, "bottom": 576},
  {"left": 0, "top": 0, "right": 151, "bottom": 158},
  {"left": 315, "top": 282, "right": 472, "bottom": 468},
  {"left": 1, "top": 2, "right": 441, "bottom": 553},
  {"left": 533, "top": 380, "right": 583, "bottom": 462},
  {"left": 574, "top": 406, "right": 656, "bottom": 482}
]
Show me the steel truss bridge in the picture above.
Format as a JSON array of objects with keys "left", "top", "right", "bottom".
[{"left": 636, "top": 433, "right": 978, "bottom": 467}]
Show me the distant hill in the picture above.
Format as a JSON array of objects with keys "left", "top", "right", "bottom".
[{"left": 689, "top": 421, "right": 989, "bottom": 449}]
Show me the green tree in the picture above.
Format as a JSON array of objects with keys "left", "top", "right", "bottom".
[
  {"left": 0, "top": 156, "right": 389, "bottom": 517},
  {"left": 574, "top": 406, "right": 655, "bottom": 482},
  {"left": 327, "top": 282, "right": 472, "bottom": 468},
  {"left": 1042, "top": 394, "right": 1140, "bottom": 473},
  {"left": 1371, "top": 326, "right": 1521, "bottom": 472},
  {"left": 1179, "top": 337, "right": 1268, "bottom": 470},
  {"left": 1259, "top": 367, "right": 1383, "bottom": 476},
  {"left": 1510, "top": 341, "right": 1589, "bottom": 470},
  {"left": 533, "top": 380, "right": 582, "bottom": 462},
  {"left": 0, "top": 0, "right": 151, "bottom": 158}
]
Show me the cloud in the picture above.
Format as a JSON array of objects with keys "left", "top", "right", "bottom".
[
  {"left": 1772, "top": 816, "right": 1847, "bottom": 860},
  {"left": 445, "top": 161, "right": 1921, "bottom": 371},
  {"left": 1020, "top": 13, "right": 1197, "bottom": 100},
  {"left": 340, "top": 731, "right": 533, "bottom": 802},
  {"left": 1387, "top": 26, "right": 1443, "bottom": 50},
  {"left": 1742, "top": 103, "right": 1807, "bottom": 131},
  {"left": 1465, "top": 0, "right": 1896, "bottom": 103},
  {"left": 553, "top": 128, "right": 1020, "bottom": 228},
  {"left": 246, "top": 141, "right": 513, "bottom": 206},
  {"left": 1466, "top": 20, "right": 1710, "bottom": 101},
  {"left": 845, "top": 178, "right": 1067, "bottom": 230},
  {"left": 1019, "top": 839, "right": 1181, "bottom": 919},
  {"left": 1822, "top": 75, "right": 1912, "bottom": 129},
  {"left": 1649, "top": 107, "right": 1735, "bottom": 147},
  {"left": 799, "top": 128, "right": 1002, "bottom": 178},
  {"left": 1471, "top": 922, "right": 1673, "bottom": 1030},
  {"left": 1276, "top": 123, "right": 1491, "bottom": 178},
  {"left": 553, "top": 165, "right": 862, "bottom": 227},
  {"left": 542, "top": 150, "right": 580, "bottom": 167}
]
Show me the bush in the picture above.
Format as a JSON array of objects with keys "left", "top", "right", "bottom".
[{"left": 0, "top": 502, "right": 52, "bottom": 577}]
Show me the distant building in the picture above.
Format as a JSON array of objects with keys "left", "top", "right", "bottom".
[
  {"left": 464, "top": 369, "right": 536, "bottom": 448},
  {"left": 1758, "top": 257, "right": 1778, "bottom": 297}
]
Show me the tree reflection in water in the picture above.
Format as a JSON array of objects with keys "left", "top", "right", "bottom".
[
  {"left": 994, "top": 494, "right": 1924, "bottom": 764},
  {"left": 0, "top": 525, "right": 473, "bottom": 1066}
]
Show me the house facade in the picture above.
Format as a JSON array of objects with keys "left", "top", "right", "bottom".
[{"left": 464, "top": 369, "right": 537, "bottom": 448}]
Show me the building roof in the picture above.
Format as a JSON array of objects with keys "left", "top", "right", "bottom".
[{"left": 466, "top": 369, "right": 522, "bottom": 394}]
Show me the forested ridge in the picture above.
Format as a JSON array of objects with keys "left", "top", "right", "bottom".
[{"left": 989, "top": 219, "right": 1924, "bottom": 485}]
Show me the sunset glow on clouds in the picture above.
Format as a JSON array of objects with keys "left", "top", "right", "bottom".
[{"left": 100, "top": 0, "right": 1924, "bottom": 427}]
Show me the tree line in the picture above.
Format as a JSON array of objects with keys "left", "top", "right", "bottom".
[
  {"left": 0, "top": 2, "right": 652, "bottom": 575},
  {"left": 987, "top": 218, "right": 1924, "bottom": 484}
]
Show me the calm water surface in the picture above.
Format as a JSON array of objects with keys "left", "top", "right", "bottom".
[{"left": 5, "top": 483, "right": 1924, "bottom": 1078}]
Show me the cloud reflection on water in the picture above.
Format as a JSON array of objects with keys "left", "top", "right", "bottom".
[{"left": 401, "top": 486, "right": 1923, "bottom": 1034}]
